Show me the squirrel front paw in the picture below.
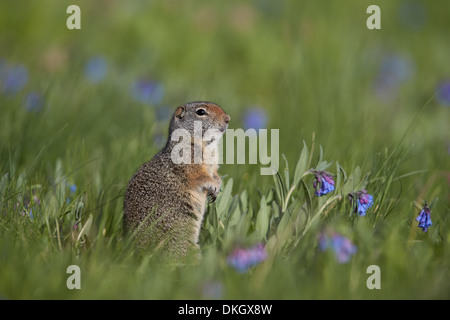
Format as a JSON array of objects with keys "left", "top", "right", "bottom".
[{"left": 203, "top": 181, "right": 220, "bottom": 203}]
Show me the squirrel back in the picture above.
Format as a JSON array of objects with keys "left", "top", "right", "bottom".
[{"left": 123, "top": 101, "right": 230, "bottom": 259}]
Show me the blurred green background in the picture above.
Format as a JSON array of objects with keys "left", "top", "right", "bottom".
[{"left": 0, "top": 0, "right": 449, "bottom": 299}]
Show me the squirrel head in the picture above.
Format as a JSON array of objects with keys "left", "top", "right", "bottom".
[{"left": 169, "top": 101, "right": 230, "bottom": 139}]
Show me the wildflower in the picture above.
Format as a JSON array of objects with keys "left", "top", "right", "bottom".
[
  {"left": 84, "top": 56, "right": 108, "bottom": 83},
  {"left": 66, "top": 184, "right": 77, "bottom": 204},
  {"left": 24, "top": 92, "right": 45, "bottom": 113},
  {"left": 1, "top": 64, "right": 28, "bottom": 95},
  {"left": 243, "top": 107, "right": 267, "bottom": 131},
  {"left": 416, "top": 204, "right": 432, "bottom": 232},
  {"left": 349, "top": 189, "right": 374, "bottom": 217},
  {"left": 313, "top": 170, "right": 335, "bottom": 196},
  {"left": 33, "top": 195, "right": 41, "bottom": 206},
  {"left": 373, "top": 55, "right": 413, "bottom": 101},
  {"left": 69, "top": 184, "right": 77, "bottom": 194},
  {"left": 19, "top": 192, "right": 40, "bottom": 219},
  {"left": 227, "top": 243, "right": 267, "bottom": 273},
  {"left": 130, "top": 79, "right": 164, "bottom": 105},
  {"left": 318, "top": 232, "right": 358, "bottom": 264},
  {"left": 436, "top": 81, "right": 450, "bottom": 107}
]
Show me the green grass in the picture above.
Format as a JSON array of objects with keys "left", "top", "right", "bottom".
[{"left": 0, "top": 0, "right": 449, "bottom": 299}]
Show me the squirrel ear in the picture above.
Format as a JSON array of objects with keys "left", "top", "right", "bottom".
[{"left": 175, "top": 106, "right": 185, "bottom": 119}]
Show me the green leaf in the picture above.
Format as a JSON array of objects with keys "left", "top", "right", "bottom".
[
  {"left": 255, "top": 196, "right": 270, "bottom": 240},
  {"left": 216, "top": 178, "right": 233, "bottom": 219},
  {"left": 273, "top": 170, "right": 285, "bottom": 206},
  {"left": 76, "top": 214, "right": 93, "bottom": 245},
  {"left": 282, "top": 154, "right": 290, "bottom": 191},
  {"left": 293, "top": 141, "right": 309, "bottom": 187},
  {"left": 300, "top": 179, "right": 312, "bottom": 218},
  {"left": 227, "top": 195, "right": 241, "bottom": 227},
  {"left": 343, "top": 166, "right": 361, "bottom": 195}
]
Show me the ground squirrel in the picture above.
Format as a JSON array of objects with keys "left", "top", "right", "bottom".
[{"left": 124, "top": 101, "right": 230, "bottom": 259}]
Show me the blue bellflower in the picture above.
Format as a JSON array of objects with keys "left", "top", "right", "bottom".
[
  {"left": 130, "top": 79, "right": 164, "bottom": 105},
  {"left": 243, "top": 107, "right": 267, "bottom": 131},
  {"left": 84, "top": 56, "right": 108, "bottom": 83},
  {"left": 436, "top": 81, "right": 450, "bottom": 107},
  {"left": 416, "top": 204, "right": 432, "bottom": 232},
  {"left": 349, "top": 189, "right": 374, "bottom": 216},
  {"left": 1, "top": 64, "right": 28, "bottom": 95},
  {"left": 70, "top": 184, "right": 77, "bottom": 194},
  {"left": 374, "top": 55, "right": 413, "bottom": 102},
  {"left": 313, "top": 171, "right": 335, "bottom": 196},
  {"left": 318, "top": 232, "right": 357, "bottom": 264},
  {"left": 227, "top": 243, "right": 267, "bottom": 273}
]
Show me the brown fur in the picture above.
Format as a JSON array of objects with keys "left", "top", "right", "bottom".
[{"left": 123, "top": 101, "right": 230, "bottom": 260}]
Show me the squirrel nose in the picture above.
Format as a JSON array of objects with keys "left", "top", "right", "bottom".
[{"left": 224, "top": 114, "right": 230, "bottom": 124}]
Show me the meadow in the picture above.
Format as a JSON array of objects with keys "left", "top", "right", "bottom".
[{"left": 0, "top": 0, "right": 449, "bottom": 299}]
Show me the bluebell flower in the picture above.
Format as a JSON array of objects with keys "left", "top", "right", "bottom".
[
  {"left": 70, "top": 184, "right": 77, "bottom": 194},
  {"left": 19, "top": 192, "right": 40, "bottom": 219},
  {"left": 436, "top": 81, "right": 450, "bottom": 107},
  {"left": 318, "top": 232, "right": 357, "bottom": 264},
  {"left": 227, "top": 243, "right": 267, "bottom": 273},
  {"left": 84, "top": 56, "right": 108, "bottom": 83},
  {"left": 313, "top": 170, "right": 335, "bottom": 196},
  {"left": 243, "top": 107, "right": 267, "bottom": 131},
  {"left": 416, "top": 204, "right": 432, "bottom": 232},
  {"left": 349, "top": 190, "right": 374, "bottom": 217},
  {"left": 66, "top": 184, "right": 77, "bottom": 203},
  {"left": 1, "top": 64, "right": 28, "bottom": 95},
  {"left": 373, "top": 55, "right": 414, "bottom": 101},
  {"left": 130, "top": 79, "right": 164, "bottom": 105},
  {"left": 24, "top": 92, "right": 45, "bottom": 113}
]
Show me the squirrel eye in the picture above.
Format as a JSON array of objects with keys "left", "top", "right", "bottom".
[{"left": 196, "top": 109, "right": 207, "bottom": 116}]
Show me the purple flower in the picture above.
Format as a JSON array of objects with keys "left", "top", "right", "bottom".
[
  {"left": 33, "top": 195, "right": 41, "bottom": 206},
  {"left": 227, "top": 243, "right": 267, "bottom": 273},
  {"left": 84, "top": 56, "right": 108, "bottom": 83},
  {"left": 373, "top": 55, "right": 414, "bottom": 101},
  {"left": 313, "top": 170, "right": 335, "bottom": 196},
  {"left": 1, "top": 64, "right": 28, "bottom": 95},
  {"left": 66, "top": 184, "right": 77, "bottom": 204},
  {"left": 349, "top": 190, "right": 374, "bottom": 217},
  {"left": 24, "top": 92, "right": 45, "bottom": 112},
  {"left": 130, "top": 79, "right": 164, "bottom": 105},
  {"left": 416, "top": 204, "right": 432, "bottom": 232},
  {"left": 243, "top": 107, "right": 267, "bottom": 131},
  {"left": 69, "top": 184, "right": 77, "bottom": 194},
  {"left": 19, "top": 192, "right": 40, "bottom": 219},
  {"left": 436, "top": 81, "right": 450, "bottom": 107},
  {"left": 318, "top": 232, "right": 357, "bottom": 264}
]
